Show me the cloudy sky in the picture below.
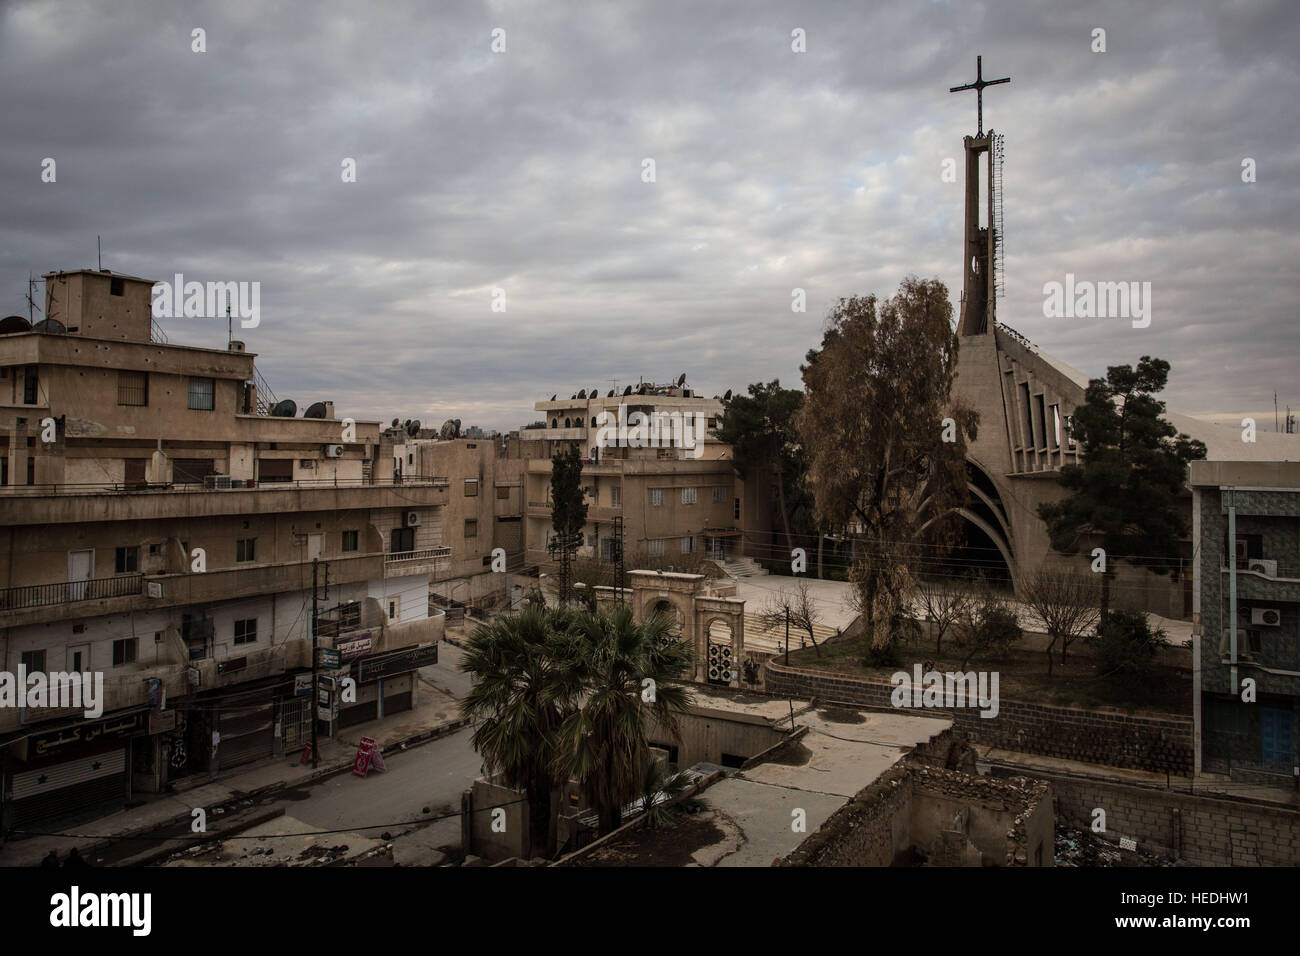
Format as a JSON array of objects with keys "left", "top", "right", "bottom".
[{"left": 3, "top": 0, "right": 1297, "bottom": 432}]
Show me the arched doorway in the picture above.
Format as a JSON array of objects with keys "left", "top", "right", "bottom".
[{"left": 650, "top": 599, "right": 685, "bottom": 645}]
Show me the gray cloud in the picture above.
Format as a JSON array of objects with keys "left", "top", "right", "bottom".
[{"left": 2, "top": 0, "right": 1296, "bottom": 430}]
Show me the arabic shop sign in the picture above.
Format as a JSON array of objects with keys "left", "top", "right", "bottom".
[
  {"left": 22, "top": 711, "right": 147, "bottom": 759},
  {"left": 357, "top": 643, "right": 438, "bottom": 683},
  {"left": 336, "top": 632, "right": 373, "bottom": 661}
]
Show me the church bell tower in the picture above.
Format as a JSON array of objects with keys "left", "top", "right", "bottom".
[{"left": 949, "top": 57, "right": 1009, "bottom": 336}]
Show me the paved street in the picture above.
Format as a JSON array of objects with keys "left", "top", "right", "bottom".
[{"left": 179, "top": 640, "right": 482, "bottom": 866}]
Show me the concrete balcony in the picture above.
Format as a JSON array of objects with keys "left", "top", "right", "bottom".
[
  {"left": 587, "top": 505, "right": 623, "bottom": 523},
  {"left": 0, "top": 660, "right": 190, "bottom": 736},
  {"left": 0, "top": 554, "right": 384, "bottom": 629},
  {"left": 192, "top": 642, "right": 299, "bottom": 691},
  {"left": 1225, "top": 567, "right": 1300, "bottom": 605},
  {"left": 383, "top": 547, "right": 451, "bottom": 579},
  {"left": 0, "top": 573, "right": 142, "bottom": 613},
  {"left": 0, "top": 477, "right": 450, "bottom": 526}
]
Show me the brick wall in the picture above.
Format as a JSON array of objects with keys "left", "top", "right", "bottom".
[
  {"left": 995, "top": 765, "right": 1300, "bottom": 866},
  {"left": 766, "top": 660, "right": 1193, "bottom": 775}
]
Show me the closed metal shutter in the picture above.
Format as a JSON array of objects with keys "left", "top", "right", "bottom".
[
  {"left": 338, "top": 700, "right": 378, "bottom": 729},
  {"left": 382, "top": 674, "right": 413, "bottom": 717},
  {"left": 217, "top": 694, "right": 274, "bottom": 770},
  {"left": 8, "top": 747, "right": 128, "bottom": 831},
  {"left": 383, "top": 691, "right": 412, "bottom": 716}
]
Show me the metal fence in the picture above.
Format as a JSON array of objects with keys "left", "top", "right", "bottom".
[{"left": 0, "top": 573, "right": 142, "bottom": 611}]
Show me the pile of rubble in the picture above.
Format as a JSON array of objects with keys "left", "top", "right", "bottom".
[{"left": 1054, "top": 826, "right": 1174, "bottom": 867}]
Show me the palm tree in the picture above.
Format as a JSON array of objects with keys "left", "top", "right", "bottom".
[
  {"left": 460, "top": 608, "right": 581, "bottom": 858},
  {"left": 553, "top": 606, "right": 694, "bottom": 836}
]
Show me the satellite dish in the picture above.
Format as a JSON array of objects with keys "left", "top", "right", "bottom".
[
  {"left": 551, "top": 394, "right": 557, "bottom": 401},
  {"left": 637, "top": 384, "right": 647, "bottom": 395},
  {"left": 270, "top": 399, "right": 297, "bottom": 417},
  {"left": 623, "top": 385, "right": 632, "bottom": 396},
  {"left": 391, "top": 418, "right": 400, "bottom": 427},
  {"left": 304, "top": 402, "right": 328, "bottom": 419},
  {"left": 440, "top": 419, "right": 456, "bottom": 439},
  {"left": 589, "top": 386, "right": 598, "bottom": 399},
  {"left": 0, "top": 315, "right": 32, "bottom": 334},
  {"left": 34, "top": 318, "right": 66, "bottom": 334},
  {"left": 723, "top": 389, "right": 732, "bottom": 401},
  {"left": 607, "top": 389, "right": 614, "bottom": 397},
  {"left": 453, "top": 418, "right": 461, "bottom": 429},
  {"left": 577, "top": 389, "right": 586, "bottom": 399},
  {"left": 677, "top": 373, "right": 686, "bottom": 386},
  {"left": 407, "top": 419, "right": 421, "bottom": 436}
]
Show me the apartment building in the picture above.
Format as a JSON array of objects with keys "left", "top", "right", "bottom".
[
  {"left": 0, "top": 269, "right": 449, "bottom": 835},
  {"left": 523, "top": 380, "right": 759, "bottom": 568},
  {"left": 1192, "top": 460, "right": 1300, "bottom": 790},
  {"left": 395, "top": 436, "right": 527, "bottom": 605}
]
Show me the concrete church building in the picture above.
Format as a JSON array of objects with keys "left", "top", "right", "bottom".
[{"left": 942, "top": 60, "right": 1297, "bottom": 619}]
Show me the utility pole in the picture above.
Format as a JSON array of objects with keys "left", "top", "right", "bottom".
[{"left": 311, "top": 557, "right": 319, "bottom": 769}]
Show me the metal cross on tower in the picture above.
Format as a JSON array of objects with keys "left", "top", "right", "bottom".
[{"left": 949, "top": 55, "right": 1010, "bottom": 136}]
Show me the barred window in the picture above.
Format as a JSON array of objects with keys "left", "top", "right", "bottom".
[
  {"left": 681, "top": 487, "right": 697, "bottom": 505},
  {"left": 117, "top": 370, "right": 149, "bottom": 406},
  {"left": 188, "top": 377, "right": 215, "bottom": 410},
  {"left": 648, "top": 539, "right": 665, "bottom": 557},
  {"left": 681, "top": 536, "right": 695, "bottom": 554},
  {"left": 712, "top": 485, "right": 726, "bottom": 503},
  {"left": 649, "top": 488, "right": 664, "bottom": 507}
]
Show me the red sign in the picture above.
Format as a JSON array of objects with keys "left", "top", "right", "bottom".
[{"left": 352, "top": 736, "right": 387, "bottom": 777}]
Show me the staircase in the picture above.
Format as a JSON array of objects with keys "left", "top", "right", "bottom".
[{"left": 721, "top": 556, "right": 768, "bottom": 580}]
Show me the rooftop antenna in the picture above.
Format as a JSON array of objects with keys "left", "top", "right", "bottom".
[
  {"left": 97, "top": 235, "right": 102, "bottom": 271},
  {"left": 227, "top": 301, "right": 232, "bottom": 348},
  {"left": 26, "top": 273, "right": 42, "bottom": 324}
]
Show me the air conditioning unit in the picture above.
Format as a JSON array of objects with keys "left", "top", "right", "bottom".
[
  {"left": 203, "top": 475, "right": 232, "bottom": 489},
  {"left": 405, "top": 511, "right": 421, "bottom": 527},
  {"left": 147, "top": 581, "right": 163, "bottom": 599},
  {"left": 325, "top": 444, "right": 345, "bottom": 458},
  {"left": 1220, "top": 628, "right": 1255, "bottom": 660},
  {"left": 1251, "top": 607, "right": 1281, "bottom": 627},
  {"left": 1248, "top": 559, "right": 1277, "bottom": 577}
]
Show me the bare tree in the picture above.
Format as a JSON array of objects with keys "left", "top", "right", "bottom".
[
  {"left": 758, "top": 581, "right": 824, "bottom": 656},
  {"left": 955, "top": 579, "right": 1021, "bottom": 670},
  {"left": 913, "top": 577, "right": 970, "bottom": 657},
  {"left": 1017, "top": 569, "right": 1101, "bottom": 677}
]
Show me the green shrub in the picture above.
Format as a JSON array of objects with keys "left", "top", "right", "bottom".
[{"left": 1093, "top": 610, "right": 1166, "bottom": 692}]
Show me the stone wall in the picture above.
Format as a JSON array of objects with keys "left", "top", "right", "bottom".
[
  {"left": 992, "top": 765, "right": 1300, "bottom": 866},
  {"left": 775, "top": 759, "right": 1052, "bottom": 867},
  {"left": 766, "top": 661, "right": 1193, "bottom": 775}
]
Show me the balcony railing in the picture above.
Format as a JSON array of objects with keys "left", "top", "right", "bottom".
[
  {"left": 0, "top": 573, "right": 142, "bottom": 611},
  {"left": 0, "top": 475, "right": 450, "bottom": 497},
  {"left": 384, "top": 547, "right": 452, "bottom": 564}
]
